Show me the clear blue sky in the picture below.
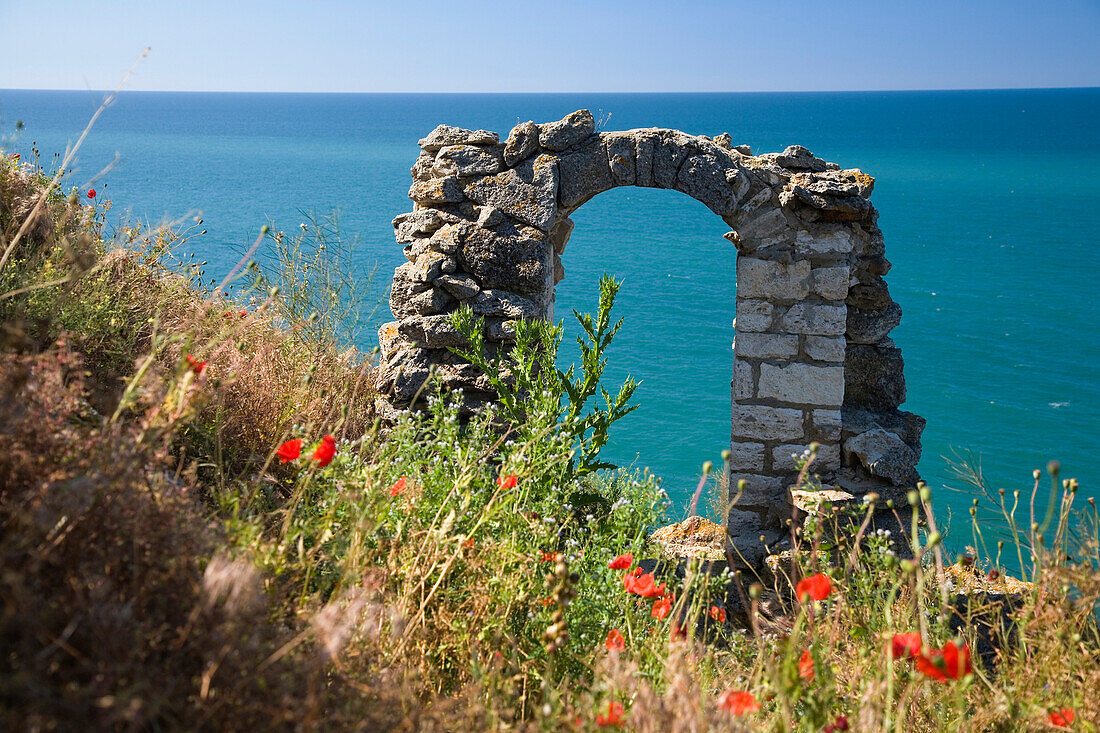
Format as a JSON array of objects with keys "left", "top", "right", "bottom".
[{"left": 2, "top": 0, "right": 1098, "bottom": 92}]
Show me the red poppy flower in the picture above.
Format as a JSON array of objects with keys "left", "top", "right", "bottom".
[
  {"left": 1048, "top": 708, "right": 1075, "bottom": 727},
  {"left": 311, "top": 435, "right": 337, "bottom": 467},
  {"left": 624, "top": 570, "right": 663, "bottom": 598},
  {"left": 389, "top": 476, "right": 408, "bottom": 496},
  {"left": 596, "top": 700, "right": 624, "bottom": 727},
  {"left": 184, "top": 354, "right": 207, "bottom": 375},
  {"left": 709, "top": 605, "right": 726, "bottom": 623},
  {"left": 824, "top": 714, "right": 850, "bottom": 732},
  {"left": 796, "top": 572, "right": 832, "bottom": 602},
  {"left": 652, "top": 595, "right": 672, "bottom": 621},
  {"left": 799, "top": 649, "right": 815, "bottom": 680},
  {"left": 541, "top": 551, "right": 560, "bottom": 562},
  {"left": 916, "top": 640, "right": 972, "bottom": 681},
  {"left": 497, "top": 473, "right": 517, "bottom": 490},
  {"left": 462, "top": 538, "right": 475, "bottom": 549},
  {"left": 890, "top": 632, "right": 923, "bottom": 659},
  {"left": 275, "top": 438, "right": 302, "bottom": 463},
  {"left": 87, "top": 189, "right": 96, "bottom": 199},
  {"left": 605, "top": 628, "right": 625, "bottom": 652},
  {"left": 670, "top": 623, "right": 688, "bottom": 642},
  {"left": 239, "top": 310, "right": 247, "bottom": 318},
  {"left": 608, "top": 552, "right": 634, "bottom": 570},
  {"left": 717, "top": 690, "right": 759, "bottom": 716}
]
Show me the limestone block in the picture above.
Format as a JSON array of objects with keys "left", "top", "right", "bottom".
[
  {"left": 732, "top": 404, "right": 804, "bottom": 442},
  {"left": 736, "top": 258, "right": 811, "bottom": 300},
  {"left": 738, "top": 209, "right": 790, "bottom": 243},
  {"left": 674, "top": 150, "right": 740, "bottom": 216},
  {"left": 428, "top": 223, "right": 466, "bottom": 255},
  {"left": 845, "top": 344, "right": 906, "bottom": 411},
  {"left": 734, "top": 332, "right": 799, "bottom": 359},
  {"left": 539, "top": 109, "right": 595, "bottom": 151},
  {"left": 504, "top": 121, "right": 539, "bottom": 166},
  {"left": 402, "top": 237, "right": 431, "bottom": 263},
  {"left": 458, "top": 221, "right": 551, "bottom": 296},
  {"left": 436, "top": 273, "right": 480, "bottom": 300},
  {"left": 795, "top": 228, "right": 853, "bottom": 255},
  {"left": 409, "top": 176, "right": 465, "bottom": 205},
  {"left": 847, "top": 302, "right": 902, "bottom": 344},
  {"left": 843, "top": 428, "right": 919, "bottom": 486},
  {"left": 604, "top": 132, "right": 637, "bottom": 185},
  {"left": 729, "top": 473, "right": 788, "bottom": 508},
  {"left": 557, "top": 137, "right": 615, "bottom": 210},
  {"left": 772, "top": 442, "right": 841, "bottom": 472},
  {"left": 469, "top": 289, "right": 542, "bottom": 319},
  {"left": 464, "top": 154, "right": 559, "bottom": 231},
  {"left": 733, "top": 356, "right": 754, "bottom": 400},
  {"left": 411, "top": 150, "right": 435, "bottom": 181},
  {"left": 410, "top": 253, "right": 446, "bottom": 282},
  {"left": 758, "top": 363, "right": 844, "bottom": 406},
  {"left": 652, "top": 130, "right": 694, "bottom": 188},
  {"left": 418, "top": 124, "right": 498, "bottom": 152},
  {"left": 734, "top": 298, "right": 775, "bottom": 332},
  {"left": 774, "top": 145, "right": 828, "bottom": 172},
  {"left": 810, "top": 265, "right": 851, "bottom": 301},
  {"left": 433, "top": 144, "right": 504, "bottom": 178},
  {"left": 847, "top": 278, "right": 892, "bottom": 310},
  {"left": 810, "top": 409, "right": 843, "bottom": 442},
  {"left": 633, "top": 130, "right": 659, "bottom": 187},
  {"left": 398, "top": 314, "right": 469, "bottom": 349},
  {"left": 391, "top": 264, "right": 451, "bottom": 318},
  {"left": 780, "top": 302, "right": 846, "bottom": 336},
  {"left": 729, "top": 441, "right": 765, "bottom": 472},
  {"left": 393, "top": 209, "right": 444, "bottom": 244},
  {"left": 804, "top": 334, "right": 845, "bottom": 362}
]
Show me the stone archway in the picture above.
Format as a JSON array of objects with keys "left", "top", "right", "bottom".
[{"left": 375, "top": 110, "right": 924, "bottom": 567}]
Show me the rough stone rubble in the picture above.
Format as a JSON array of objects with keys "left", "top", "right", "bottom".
[{"left": 376, "top": 110, "right": 924, "bottom": 567}]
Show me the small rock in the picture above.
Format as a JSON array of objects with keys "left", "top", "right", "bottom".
[{"left": 503, "top": 121, "right": 540, "bottom": 165}]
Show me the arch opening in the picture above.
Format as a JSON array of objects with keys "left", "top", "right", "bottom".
[{"left": 376, "top": 109, "right": 925, "bottom": 567}]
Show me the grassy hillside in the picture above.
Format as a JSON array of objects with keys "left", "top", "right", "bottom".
[{"left": 1, "top": 152, "right": 1098, "bottom": 731}]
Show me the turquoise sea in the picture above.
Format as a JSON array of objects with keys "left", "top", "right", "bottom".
[{"left": 2, "top": 89, "right": 1098, "bottom": 543}]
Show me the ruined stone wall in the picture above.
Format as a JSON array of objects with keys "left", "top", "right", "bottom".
[{"left": 375, "top": 110, "right": 924, "bottom": 567}]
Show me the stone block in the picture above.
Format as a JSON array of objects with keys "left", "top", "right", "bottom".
[
  {"left": 732, "top": 404, "right": 804, "bottom": 442},
  {"left": 465, "top": 154, "right": 559, "bottom": 231},
  {"left": 736, "top": 258, "right": 811, "bottom": 300},
  {"left": 729, "top": 473, "right": 788, "bottom": 507},
  {"left": 604, "top": 132, "right": 637, "bottom": 185},
  {"left": 758, "top": 363, "right": 844, "bottom": 406},
  {"left": 781, "top": 302, "right": 846, "bottom": 335},
  {"left": 557, "top": 137, "right": 615, "bottom": 210},
  {"left": 538, "top": 109, "right": 595, "bottom": 151},
  {"left": 844, "top": 428, "right": 919, "bottom": 486},
  {"left": 504, "top": 121, "right": 539, "bottom": 166},
  {"left": 847, "top": 302, "right": 902, "bottom": 344},
  {"left": 458, "top": 220, "right": 551, "bottom": 296},
  {"left": 418, "top": 124, "right": 498, "bottom": 152},
  {"left": 433, "top": 144, "right": 504, "bottom": 178},
  {"left": 734, "top": 332, "right": 799, "bottom": 359},
  {"left": 845, "top": 344, "right": 906, "bottom": 410},
  {"left": 409, "top": 176, "right": 465, "bottom": 205},
  {"left": 795, "top": 228, "right": 853, "bottom": 254},
  {"left": 674, "top": 150, "right": 740, "bottom": 217},
  {"left": 729, "top": 441, "right": 765, "bottom": 472},
  {"left": 393, "top": 209, "right": 444, "bottom": 243},
  {"left": 804, "top": 334, "right": 845, "bottom": 362},
  {"left": 810, "top": 409, "right": 843, "bottom": 442},
  {"left": 810, "top": 265, "right": 851, "bottom": 301},
  {"left": 732, "top": 356, "right": 754, "bottom": 400},
  {"left": 734, "top": 298, "right": 775, "bottom": 332},
  {"left": 772, "top": 443, "right": 841, "bottom": 473},
  {"left": 738, "top": 208, "right": 790, "bottom": 243},
  {"left": 652, "top": 130, "right": 695, "bottom": 188}
]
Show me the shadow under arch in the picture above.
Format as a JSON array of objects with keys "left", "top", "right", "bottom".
[{"left": 377, "top": 110, "right": 924, "bottom": 567}]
